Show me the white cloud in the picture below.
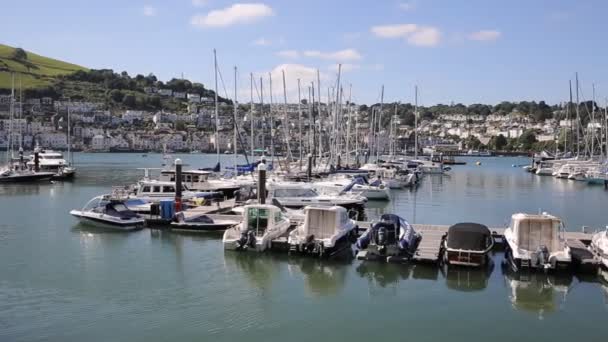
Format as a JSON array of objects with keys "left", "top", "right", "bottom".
[
  {"left": 143, "top": 6, "right": 157, "bottom": 17},
  {"left": 192, "top": 0, "right": 208, "bottom": 7},
  {"left": 277, "top": 50, "right": 299, "bottom": 58},
  {"left": 398, "top": 2, "right": 415, "bottom": 11},
  {"left": 303, "top": 48, "right": 362, "bottom": 61},
  {"left": 468, "top": 30, "right": 501, "bottom": 42},
  {"left": 328, "top": 64, "right": 360, "bottom": 73},
  {"left": 248, "top": 64, "right": 326, "bottom": 102},
  {"left": 191, "top": 3, "right": 274, "bottom": 28},
  {"left": 371, "top": 23, "right": 441, "bottom": 47},
  {"left": 252, "top": 37, "right": 271, "bottom": 46}
]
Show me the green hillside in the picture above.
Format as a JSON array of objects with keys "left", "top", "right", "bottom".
[{"left": 0, "top": 43, "right": 87, "bottom": 89}]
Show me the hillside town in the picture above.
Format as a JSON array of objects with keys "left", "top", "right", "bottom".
[{"left": 0, "top": 90, "right": 581, "bottom": 154}]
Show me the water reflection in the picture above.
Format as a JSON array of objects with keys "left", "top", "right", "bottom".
[
  {"left": 444, "top": 263, "right": 493, "bottom": 292},
  {"left": 223, "top": 252, "right": 281, "bottom": 290},
  {"left": 288, "top": 258, "right": 348, "bottom": 297},
  {"left": 502, "top": 264, "right": 572, "bottom": 319}
]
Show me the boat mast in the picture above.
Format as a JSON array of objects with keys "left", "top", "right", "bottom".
[
  {"left": 392, "top": 102, "right": 398, "bottom": 160},
  {"left": 346, "top": 84, "right": 352, "bottom": 167},
  {"left": 316, "top": 70, "right": 322, "bottom": 165},
  {"left": 67, "top": 97, "right": 71, "bottom": 165},
  {"left": 592, "top": 83, "right": 596, "bottom": 157},
  {"left": 376, "top": 85, "right": 384, "bottom": 163},
  {"left": 568, "top": 80, "right": 573, "bottom": 154},
  {"left": 18, "top": 74, "right": 23, "bottom": 152},
  {"left": 414, "top": 85, "right": 419, "bottom": 160},
  {"left": 281, "top": 69, "right": 294, "bottom": 170},
  {"left": 8, "top": 72, "right": 15, "bottom": 163},
  {"left": 213, "top": 49, "right": 220, "bottom": 166},
  {"left": 308, "top": 85, "right": 312, "bottom": 158},
  {"left": 268, "top": 72, "right": 275, "bottom": 167},
  {"left": 297, "top": 78, "right": 303, "bottom": 170},
  {"left": 575, "top": 72, "right": 580, "bottom": 157},
  {"left": 260, "top": 77, "right": 264, "bottom": 158},
  {"left": 250, "top": 73, "right": 254, "bottom": 160},
  {"left": 334, "top": 64, "right": 342, "bottom": 167},
  {"left": 233, "top": 66, "right": 238, "bottom": 171}
]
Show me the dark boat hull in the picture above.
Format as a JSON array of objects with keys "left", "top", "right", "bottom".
[{"left": 0, "top": 173, "right": 54, "bottom": 183}]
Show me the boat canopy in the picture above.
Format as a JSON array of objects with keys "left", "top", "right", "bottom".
[
  {"left": 303, "top": 206, "right": 349, "bottom": 239},
  {"left": 510, "top": 213, "right": 562, "bottom": 253},
  {"left": 105, "top": 201, "right": 139, "bottom": 219},
  {"left": 446, "top": 223, "right": 492, "bottom": 251}
]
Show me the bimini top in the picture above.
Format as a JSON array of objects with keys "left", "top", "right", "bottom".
[
  {"left": 446, "top": 222, "right": 492, "bottom": 251},
  {"left": 509, "top": 213, "right": 562, "bottom": 252}
]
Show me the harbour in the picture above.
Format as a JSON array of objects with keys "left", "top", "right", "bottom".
[{"left": 1, "top": 153, "right": 608, "bottom": 341}]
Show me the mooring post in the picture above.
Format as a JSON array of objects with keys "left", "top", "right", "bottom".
[
  {"left": 18, "top": 147, "right": 23, "bottom": 170},
  {"left": 258, "top": 162, "right": 267, "bottom": 204},
  {"left": 307, "top": 153, "right": 312, "bottom": 182},
  {"left": 175, "top": 158, "right": 182, "bottom": 212}
]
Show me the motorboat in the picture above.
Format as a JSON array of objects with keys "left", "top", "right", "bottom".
[
  {"left": 590, "top": 228, "right": 608, "bottom": 269},
  {"left": 443, "top": 223, "right": 494, "bottom": 267},
  {"left": 267, "top": 181, "right": 366, "bottom": 209},
  {"left": 70, "top": 195, "right": 144, "bottom": 230},
  {"left": 314, "top": 174, "right": 390, "bottom": 200},
  {"left": 586, "top": 170, "right": 608, "bottom": 185},
  {"left": 535, "top": 161, "right": 555, "bottom": 176},
  {"left": 567, "top": 169, "right": 587, "bottom": 181},
  {"left": 504, "top": 213, "right": 571, "bottom": 271},
  {"left": 0, "top": 167, "right": 55, "bottom": 183},
  {"left": 553, "top": 164, "right": 572, "bottom": 178},
  {"left": 356, "top": 214, "right": 421, "bottom": 262},
  {"left": 288, "top": 205, "right": 358, "bottom": 257},
  {"left": 171, "top": 212, "right": 240, "bottom": 232},
  {"left": 130, "top": 179, "right": 214, "bottom": 202},
  {"left": 413, "top": 160, "right": 451, "bottom": 174},
  {"left": 159, "top": 169, "right": 241, "bottom": 197},
  {"left": 222, "top": 204, "right": 292, "bottom": 251},
  {"left": 26, "top": 149, "right": 75, "bottom": 179}
]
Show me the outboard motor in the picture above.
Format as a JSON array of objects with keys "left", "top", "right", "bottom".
[
  {"left": 303, "top": 234, "right": 316, "bottom": 253},
  {"left": 534, "top": 245, "right": 549, "bottom": 268},
  {"left": 236, "top": 230, "right": 257, "bottom": 250}
]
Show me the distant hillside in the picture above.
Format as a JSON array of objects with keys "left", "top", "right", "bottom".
[
  {"left": 0, "top": 44, "right": 87, "bottom": 89},
  {"left": 0, "top": 43, "right": 228, "bottom": 112}
]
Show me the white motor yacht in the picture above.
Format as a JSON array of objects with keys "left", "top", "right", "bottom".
[
  {"left": 590, "top": 228, "right": 608, "bottom": 269},
  {"left": 130, "top": 179, "right": 215, "bottom": 202},
  {"left": 159, "top": 169, "right": 241, "bottom": 197},
  {"left": 267, "top": 181, "right": 366, "bottom": 209},
  {"left": 288, "top": 205, "right": 357, "bottom": 257},
  {"left": 535, "top": 161, "right": 555, "bottom": 176},
  {"left": 26, "top": 149, "right": 75, "bottom": 179},
  {"left": 313, "top": 174, "right": 390, "bottom": 200},
  {"left": 504, "top": 212, "right": 571, "bottom": 271},
  {"left": 70, "top": 195, "right": 144, "bottom": 230},
  {"left": 222, "top": 204, "right": 292, "bottom": 251}
]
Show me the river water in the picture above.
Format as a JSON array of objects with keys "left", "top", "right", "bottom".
[{"left": 1, "top": 153, "right": 607, "bottom": 341}]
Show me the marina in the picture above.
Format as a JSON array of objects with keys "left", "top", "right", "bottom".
[{"left": 2, "top": 153, "right": 608, "bottom": 341}]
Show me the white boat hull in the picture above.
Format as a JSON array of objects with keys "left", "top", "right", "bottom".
[{"left": 70, "top": 210, "right": 144, "bottom": 231}]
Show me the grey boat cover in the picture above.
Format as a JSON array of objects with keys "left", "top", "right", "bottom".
[{"left": 446, "top": 223, "right": 491, "bottom": 251}]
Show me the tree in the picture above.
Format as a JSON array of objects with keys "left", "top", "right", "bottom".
[
  {"left": 109, "top": 89, "right": 124, "bottom": 103},
  {"left": 11, "top": 48, "right": 27, "bottom": 61},
  {"left": 518, "top": 129, "right": 537, "bottom": 150},
  {"left": 494, "top": 134, "right": 508, "bottom": 150},
  {"left": 465, "top": 136, "right": 482, "bottom": 149},
  {"left": 122, "top": 94, "right": 136, "bottom": 107}
]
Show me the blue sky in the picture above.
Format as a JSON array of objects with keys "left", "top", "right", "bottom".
[{"left": 1, "top": 0, "right": 607, "bottom": 106}]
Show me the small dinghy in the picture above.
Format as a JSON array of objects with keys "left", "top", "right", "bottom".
[
  {"left": 288, "top": 206, "right": 358, "bottom": 257},
  {"left": 443, "top": 223, "right": 493, "bottom": 267},
  {"left": 223, "top": 204, "right": 291, "bottom": 251},
  {"left": 356, "top": 214, "right": 421, "bottom": 262},
  {"left": 171, "top": 212, "right": 240, "bottom": 232},
  {"left": 70, "top": 195, "right": 144, "bottom": 231}
]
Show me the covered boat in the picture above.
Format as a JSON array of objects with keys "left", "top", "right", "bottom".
[
  {"left": 504, "top": 213, "right": 571, "bottom": 271},
  {"left": 590, "top": 228, "right": 608, "bottom": 269},
  {"left": 288, "top": 206, "right": 357, "bottom": 257},
  {"left": 443, "top": 223, "right": 493, "bottom": 267},
  {"left": 70, "top": 195, "right": 144, "bottom": 231},
  {"left": 171, "top": 212, "right": 240, "bottom": 232},
  {"left": 356, "top": 214, "right": 421, "bottom": 261},
  {"left": 222, "top": 204, "right": 291, "bottom": 251}
]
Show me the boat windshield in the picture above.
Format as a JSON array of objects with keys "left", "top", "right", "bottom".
[
  {"left": 274, "top": 188, "right": 318, "bottom": 198},
  {"left": 247, "top": 207, "right": 269, "bottom": 236}
]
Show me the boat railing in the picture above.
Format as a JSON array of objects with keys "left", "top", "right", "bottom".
[{"left": 111, "top": 186, "right": 131, "bottom": 200}]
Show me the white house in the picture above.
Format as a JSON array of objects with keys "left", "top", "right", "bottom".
[{"left": 91, "top": 134, "right": 108, "bottom": 151}]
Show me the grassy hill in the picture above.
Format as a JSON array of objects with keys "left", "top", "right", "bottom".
[{"left": 0, "top": 43, "right": 87, "bottom": 89}]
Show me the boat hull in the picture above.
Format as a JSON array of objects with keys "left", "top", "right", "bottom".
[
  {"left": 0, "top": 172, "right": 55, "bottom": 183},
  {"left": 70, "top": 210, "right": 144, "bottom": 231}
]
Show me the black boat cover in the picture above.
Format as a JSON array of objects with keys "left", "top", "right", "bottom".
[
  {"left": 105, "top": 202, "right": 140, "bottom": 219},
  {"left": 446, "top": 223, "right": 491, "bottom": 251}
]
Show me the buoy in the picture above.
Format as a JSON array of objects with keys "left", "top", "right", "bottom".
[{"left": 476, "top": 161, "right": 481, "bottom": 166}]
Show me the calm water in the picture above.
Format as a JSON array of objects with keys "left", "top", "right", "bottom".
[{"left": 1, "top": 153, "right": 607, "bottom": 342}]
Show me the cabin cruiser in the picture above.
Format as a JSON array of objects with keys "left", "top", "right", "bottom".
[
  {"left": 443, "top": 223, "right": 494, "bottom": 267},
  {"left": 26, "top": 150, "right": 75, "bottom": 179},
  {"left": 567, "top": 169, "right": 587, "bottom": 181},
  {"left": 288, "top": 206, "right": 357, "bottom": 257},
  {"left": 267, "top": 181, "right": 366, "bottom": 209},
  {"left": 535, "top": 161, "right": 555, "bottom": 176},
  {"left": 356, "top": 214, "right": 421, "bottom": 262},
  {"left": 223, "top": 204, "right": 291, "bottom": 251},
  {"left": 553, "top": 164, "right": 572, "bottom": 178},
  {"left": 313, "top": 174, "right": 390, "bottom": 200},
  {"left": 171, "top": 212, "right": 240, "bottom": 232},
  {"left": 70, "top": 195, "right": 144, "bottom": 230},
  {"left": 130, "top": 179, "right": 213, "bottom": 202},
  {"left": 504, "top": 213, "right": 571, "bottom": 271},
  {"left": 159, "top": 169, "right": 241, "bottom": 197},
  {"left": 590, "top": 228, "right": 608, "bottom": 269}
]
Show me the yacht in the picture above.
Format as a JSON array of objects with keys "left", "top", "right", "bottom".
[
  {"left": 130, "top": 179, "right": 213, "bottom": 202},
  {"left": 356, "top": 214, "right": 421, "bottom": 261},
  {"left": 288, "top": 205, "right": 357, "bottom": 257},
  {"left": 70, "top": 195, "right": 144, "bottom": 230},
  {"left": 535, "top": 161, "right": 555, "bottom": 176},
  {"left": 26, "top": 149, "right": 75, "bottom": 179},
  {"left": 0, "top": 167, "right": 55, "bottom": 183},
  {"left": 443, "top": 222, "right": 494, "bottom": 267},
  {"left": 222, "top": 204, "right": 292, "bottom": 251},
  {"left": 267, "top": 181, "right": 366, "bottom": 209},
  {"left": 159, "top": 169, "right": 241, "bottom": 198},
  {"left": 504, "top": 212, "right": 571, "bottom": 271},
  {"left": 171, "top": 212, "right": 240, "bottom": 232},
  {"left": 553, "top": 164, "right": 572, "bottom": 178},
  {"left": 313, "top": 174, "right": 390, "bottom": 200},
  {"left": 590, "top": 228, "right": 608, "bottom": 269}
]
